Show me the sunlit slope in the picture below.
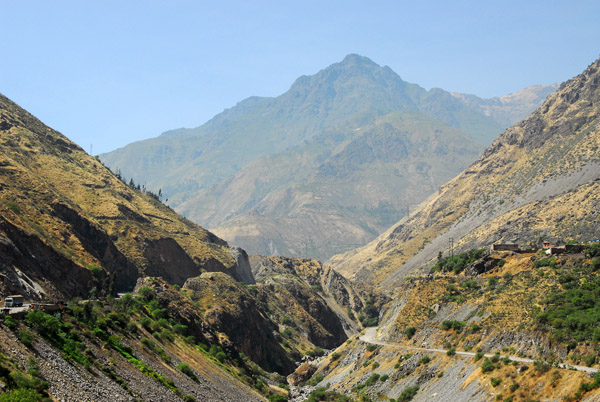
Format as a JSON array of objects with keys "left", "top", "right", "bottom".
[{"left": 331, "top": 57, "right": 600, "bottom": 286}]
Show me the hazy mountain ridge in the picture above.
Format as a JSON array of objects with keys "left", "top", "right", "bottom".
[
  {"left": 450, "top": 83, "right": 560, "bottom": 127},
  {"left": 197, "top": 110, "right": 484, "bottom": 260},
  {"left": 330, "top": 57, "right": 600, "bottom": 286},
  {"left": 100, "top": 54, "right": 555, "bottom": 261},
  {"left": 99, "top": 54, "right": 526, "bottom": 204}
]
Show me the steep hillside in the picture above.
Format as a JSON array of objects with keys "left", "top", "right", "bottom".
[
  {"left": 0, "top": 94, "right": 370, "bottom": 400},
  {"left": 295, "top": 247, "right": 600, "bottom": 401},
  {"left": 331, "top": 57, "right": 600, "bottom": 286},
  {"left": 185, "top": 110, "right": 482, "bottom": 260},
  {"left": 250, "top": 256, "right": 385, "bottom": 336},
  {"left": 0, "top": 93, "right": 256, "bottom": 301}
]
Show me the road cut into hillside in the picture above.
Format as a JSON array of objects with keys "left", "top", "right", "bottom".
[{"left": 360, "top": 327, "right": 599, "bottom": 374}]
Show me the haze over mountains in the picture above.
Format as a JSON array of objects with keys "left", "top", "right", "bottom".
[
  {"left": 331, "top": 57, "right": 600, "bottom": 286},
  {"left": 2, "top": 52, "right": 600, "bottom": 401},
  {"left": 101, "top": 54, "right": 557, "bottom": 260}
]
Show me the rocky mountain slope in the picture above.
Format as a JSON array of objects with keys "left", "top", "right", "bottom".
[
  {"left": 100, "top": 55, "right": 555, "bottom": 260},
  {"left": 295, "top": 246, "right": 600, "bottom": 401},
  {"left": 331, "top": 57, "right": 600, "bottom": 286},
  {"left": 0, "top": 93, "right": 255, "bottom": 301},
  {"left": 188, "top": 110, "right": 483, "bottom": 260},
  {"left": 0, "top": 94, "right": 368, "bottom": 400},
  {"left": 100, "top": 54, "right": 506, "bottom": 204}
]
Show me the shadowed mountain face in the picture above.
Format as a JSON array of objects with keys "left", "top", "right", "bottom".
[
  {"left": 330, "top": 57, "right": 600, "bottom": 287},
  {"left": 100, "top": 54, "right": 555, "bottom": 260},
  {"left": 0, "top": 93, "right": 254, "bottom": 301},
  {"left": 0, "top": 93, "right": 365, "bottom": 390}
]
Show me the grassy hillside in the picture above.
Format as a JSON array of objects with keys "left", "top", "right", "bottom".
[{"left": 0, "top": 93, "right": 258, "bottom": 300}]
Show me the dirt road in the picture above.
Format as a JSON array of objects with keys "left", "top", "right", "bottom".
[{"left": 359, "top": 327, "right": 598, "bottom": 374}]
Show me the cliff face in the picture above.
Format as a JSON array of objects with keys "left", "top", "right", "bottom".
[
  {"left": 331, "top": 57, "right": 600, "bottom": 287},
  {"left": 0, "top": 93, "right": 253, "bottom": 300}
]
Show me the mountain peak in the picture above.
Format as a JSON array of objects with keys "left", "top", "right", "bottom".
[{"left": 339, "top": 53, "right": 379, "bottom": 67}]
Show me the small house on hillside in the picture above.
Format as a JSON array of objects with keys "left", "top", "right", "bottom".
[
  {"left": 491, "top": 243, "right": 519, "bottom": 251},
  {"left": 546, "top": 246, "right": 566, "bottom": 255}
]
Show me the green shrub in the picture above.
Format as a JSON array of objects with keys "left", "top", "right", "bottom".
[
  {"left": 462, "top": 280, "right": 479, "bottom": 289},
  {"left": 126, "top": 321, "right": 138, "bottom": 334},
  {"left": 447, "top": 347, "right": 456, "bottom": 356},
  {"left": 139, "top": 317, "right": 152, "bottom": 330},
  {"left": 474, "top": 351, "right": 484, "bottom": 361},
  {"left": 432, "top": 249, "right": 485, "bottom": 274},
  {"left": 584, "top": 354, "right": 596, "bottom": 367},
  {"left": 509, "top": 383, "right": 519, "bottom": 392},
  {"left": 18, "top": 329, "right": 34, "bottom": 348},
  {"left": 397, "top": 385, "right": 419, "bottom": 402},
  {"left": 441, "top": 320, "right": 466, "bottom": 332},
  {"left": 215, "top": 351, "right": 227, "bottom": 363},
  {"left": 533, "top": 257, "right": 556, "bottom": 268},
  {"left": 269, "top": 394, "right": 288, "bottom": 402},
  {"left": 182, "top": 395, "right": 196, "bottom": 402},
  {"left": 308, "top": 375, "right": 324, "bottom": 386},
  {"left": 173, "top": 324, "right": 187, "bottom": 335},
  {"left": 5, "top": 201, "right": 21, "bottom": 214},
  {"left": 481, "top": 358, "right": 495, "bottom": 373},
  {"left": 491, "top": 377, "right": 502, "bottom": 387},
  {"left": 366, "top": 344, "right": 377, "bottom": 352},
  {"left": 177, "top": 363, "right": 198, "bottom": 382},
  {"left": 4, "top": 315, "right": 17, "bottom": 330},
  {"left": 420, "top": 356, "right": 431, "bottom": 365},
  {"left": 137, "top": 286, "right": 156, "bottom": 301},
  {"left": 364, "top": 373, "right": 380, "bottom": 387},
  {"left": 585, "top": 243, "right": 600, "bottom": 258},
  {"left": 307, "top": 347, "right": 325, "bottom": 357},
  {"left": 405, "top": 326, "right": 416, "bottom": 339},
  {"left": 307, "top": 387, "right": 352, "bottom": 402}
]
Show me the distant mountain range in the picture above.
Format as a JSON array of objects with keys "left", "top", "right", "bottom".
[
  {"left": 330, "top": 57, "right": 600, "bottom": 286},
  {"left": 100, "top": 54, "right": 557, "bottom": 260}
]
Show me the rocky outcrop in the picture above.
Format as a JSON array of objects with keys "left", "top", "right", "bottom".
[
  {"left": 184, "top": 272, "right": 295, "bottom": 374},
  {"left": 52, "top": 202, "right": 138, "bottom": 290},
  {"left": 229, "top": 247, "right": 255, "bottom": 284},
  {"left": 0, "top": 218, "right": 93, "bottom": 300}
]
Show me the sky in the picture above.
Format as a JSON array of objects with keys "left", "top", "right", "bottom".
[{"left": 1, "top": 1, "right": 599, "bottom": 154}]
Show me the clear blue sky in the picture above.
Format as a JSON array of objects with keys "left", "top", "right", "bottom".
[{"left": 1, "top": 0, "right": 599, "bottom": 154}]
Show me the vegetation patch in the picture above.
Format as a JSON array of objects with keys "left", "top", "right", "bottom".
[{"left": 431, "top": 249, "right": 485, "bottom": 274}]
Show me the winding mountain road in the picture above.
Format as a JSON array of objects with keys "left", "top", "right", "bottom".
[{"left": 359, "top": 328, "right": 599, "bottom": 374}]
